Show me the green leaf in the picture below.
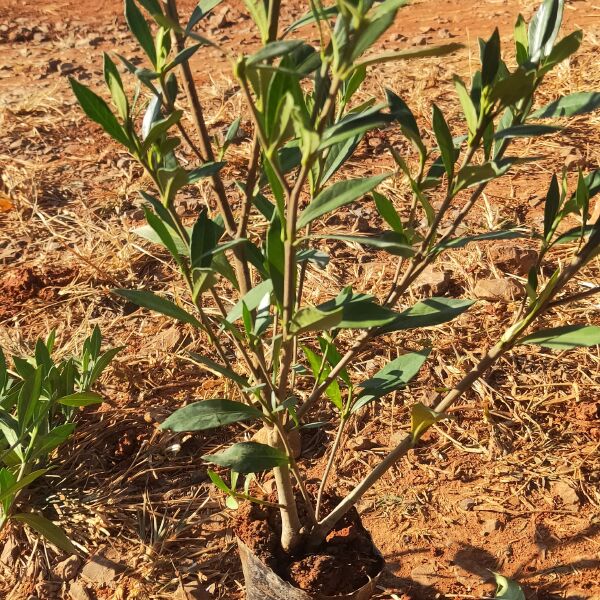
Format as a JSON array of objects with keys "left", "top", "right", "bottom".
[
  {"left": 113, "top": 289, "right": 202, "bottom": 328},
  {"left": 454, "top": 76, "right": 478, "bottom": 138},
  {"left": 551, "top": 224, "right": 595, "bottom": 245},
  {"left": 411, "top": 402, "right": 447, "bottom": 442},
  {"left": 143, "top": 207, "right": 187, "bottom": 270},
  {"left": 0, "top": 469, "right": 48, "bottom": 503},
  {"left": 302, "top": 345, "right": 343, "bottom": 411},
  {"left": 69, "top": 79, "right": 130, "bottom": 148},
  {"left": 142, "top": 110, "right": 182, "bottom": 149},
  {"left": 435, "top": 228, "right": 529, "bottom": 251},
  {"left": 226, "top": 280, "right": 273, "bottom": 323},
  {"left": 531, "top": 92, "right": 600, "bottom": 119},
  {"left": 544, "top": 174, "right": 560, "bottom": 239},
  {"left": 165, "top": 43, "right": 202, "bottom": 71},
  {"left": 481, "top": 28, "right": 501, "bottom": 87},
  {"left": 432, "top": 104, "right": 454, "bottom": 180},
  {"left": 284, "top": 5, "right": 338, "bottom": 34},
  {"left": 190, "top": 209, "right": 219, "bottom": 269},
  {"left": 187, "top": 161, "right": 226, "bottom": 183},
  {"left": 289, "top": 306, "right": 344, "bottom": 336},
  {"left": 319, "top": 105, "right": 391, "bottom": 150},
  {"left": 30, "top": 424, "right": 76, "bottom": 460},
  {"left": 514, "top": 14, "right": 529, "bottom": 65},
  {"left": 490, "top": 69, "right": 535, "bottom": 107},
  {"left": 265, "top": 212, "right": 285, "bottom": 306},
  {"left": 125, "top": 0, "right": 157, "bottom": 66},
  {"left": 539, "top": 30, "right": 582, "bottom": 74},
  {"left": 298, "top": 173, "right": 391, "bottom": 228},
  {"left": 161, "top": 399, "right": 264, "bottom": 431},
  {"left": 188, "top": 353, "right": 249, "bottom": 387},
  {"left": 12, "top": 513, "right": 77, "bottom": 555},
  {"left": 373, "top": 192, "right": 403, "bottom": 233},
  {"left": 352, "top": 349, "right": 430, "bottom": 412},
  {"left": 386, "top": 90, "right": 425, "bottom": 155},
  {"left": 247, "top": 41, "right": 303, "bottom": 65},
  {"left": 103, "top": 53, "right": 128, "bottom": 120},
  {"left": 356, "top": 42, "right": 462, "bottom": 69},
  {"left": 381, "top": 298, "right": 475, "bottom": 333},
  {"left": 309, "top": 233, "right": 414, "bottom": 257},
  {"left": 454, "top": 159, "right": 531, "bottom": 193},
  {"left": 202, "top": 442, "right": 289, "bottom": 473},
  {"left": 207, "top": 469, "right": 233, "bottom": 494},
  {"left": 58, "top": 392, "right": 103, "bottom": 407},
  {"left": 528, "top": 0, "right": 563, "bottom": 63},
  {"left": 186, "top": 0, "right": 223, "bottom": 33},
  {"left": 492, "top": 572, "right": 525, "bottom": 600},
  {"left": 494, "top": 124, "right": 560, "bottom": 140},
  {"left": 519, "top": 325, "right": 600, "bottom": 349},
  {"left": 349, "top": 5, "right": 402, "bottom": 62}
]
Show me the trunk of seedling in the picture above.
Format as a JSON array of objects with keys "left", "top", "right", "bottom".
[{"left": 268, "top": 428, "right": 303, "bottom": 553}]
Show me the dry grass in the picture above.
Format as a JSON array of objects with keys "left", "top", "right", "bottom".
[{"left": 1, "top": 0, "right": 600, "bottom": 598}]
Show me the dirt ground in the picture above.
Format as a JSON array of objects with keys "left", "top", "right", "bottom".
[{"left": 1, "top": 0, "right": 600, "bottom": 598}]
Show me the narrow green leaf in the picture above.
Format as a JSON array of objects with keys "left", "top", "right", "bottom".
[
  {"left": 298, "top": 173, "right": 390, "bottom": 228},
  {"left": 544, "top": 174, "right": 560, "bottom": 239},
  {"left": 528, "top": 0, "right": 563, "bottom": 63},
  {"left": 356, "top": 42, "right": 462, "bottom": 69},
  {"left": 188, "top": 353, "right": 249, "bottom": 387},
  {"left": 12, "top": 513, "right": 77, "bottom": 555},
  {"left": 113, "top": 289, "right": 202, "bottom": 328},
  {"left": 161, "top": 399, "right": 264, "bottom": 431},
  {"left": 494, "top": 124, "right": 560, "bottom": 140},
  {"left": 207, "top": 469, "right": 233, "bottom": 494},
  {"left": 373, "top": 192, "right": 403, "bottom": 233},
  {"left": 247, "top": 41, "right": 303, "bottom": 65},
  {"left": 435, "top": 228, "right": 529, "bottom": 251},
  {"left": 514, "top": 14, "right": 529, "bottom": 65},
  {"left": 0, "top": 469, "right": 48, "bottom": 503},
  {"left": 69, "top": 79, "right": 130, "bottom": 148},
  {"left": 186, "top": 0, "right": 223, "bottom": 33},
  {"left": 289, "top": 306, "right": 344, "bottom": 336},
  {"left": 454, "top": 76, "right": 478, "bottom": 138},
  {"left": 58, "top": 392, "right": 103, "bottom": 407},
  {"left": 353, "top": 349, "right": 430, "bottom": 412},
  {"left": 202, "top": 442, "right": 289, "bottom": 473},
  {"left": 519, "top": 325, "right": 600, "bottom": 349},
  {"left": 481, "top": 28, "right": 501, "bottom": 87},
  {"left": 284, "top": 5, "right": 338, "bottom": 34},
  {"left": 103, "top": 53, "right": 128, "bottom": 120},
  {"left": 531, "top": 92, "right": 600, "bottom": 119},
  {"left": 125, "top": 0, "right": 157, "bottom": 66},
  {"left": 539, "top": 30, "right": 582, "bottom": 74},
  {"left": 432, "top": 104, "right": 454, "bottom": 180},
  {"left": 309, "top": 233, "right": 414, "bottom": 257},
  {"left": 381, "top": 298, "right": 475, "bottom": 333},
  {"left": 226, "top": 280, "right": 273, "bottom": 323}
]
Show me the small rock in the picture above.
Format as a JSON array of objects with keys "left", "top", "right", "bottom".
[
  {"left": 58, "top": 62, "right": 77, "bottom": 75},
  {"left": 81, "top": 554, "right": 124, "bottom": 586},
  {"left": 459, "top": 497, "right": 476, "bottom": 511},
  {"left": 412, "top": 267, "right": 451, "bottom": 296},
  {"left": 68, "top": 580, "right": 91, "bottom": 600},
  {"left": 348, "top": 435, "right": 377, "bottom": 451},
  {"left": 482, "top": 518, "right": 500, "bottom": 535},
  {"left": 55, "top": 555, "right": 81, "bottom": 581},
  {"left": 252, "top": 426, "right": 301, "bottom": 459},
  {"left": 473, "top": 278, "right": 525, "bottom": 302},
  {"left": 488, "top": 244, "right": 538, "bottom": 276},
  {"left": 551, "top": 481, "right": 580, "bottom": 507},
  {"left": 410, "top": 35, "right": 428, "bottom": 46},
  {"left": 437, "top": 28, "right": 454, "bottom": 38}
]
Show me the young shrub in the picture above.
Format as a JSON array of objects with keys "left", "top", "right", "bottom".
[
  {"left": 72, "top": 0, "right": 600, "bottom": 593},
  {"left": 0, "top": 327, "right": 119, "bottom": 553}
]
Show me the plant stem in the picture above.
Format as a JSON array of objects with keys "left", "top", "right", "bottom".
[{"left": 315, "top": 416, "right": 346, "bottom": 520}]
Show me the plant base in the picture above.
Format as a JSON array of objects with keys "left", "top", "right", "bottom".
[{"left": 235, "top": 499, "right": 384, "bottom": 599}]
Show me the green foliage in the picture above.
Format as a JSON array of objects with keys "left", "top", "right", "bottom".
[
  {"left": 0, "top": 328, "right": 118, "bottom": 552},
  {"left": 72, "top": 0, "right": 600, "bottom": 553}
]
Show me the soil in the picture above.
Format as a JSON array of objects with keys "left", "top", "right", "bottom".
[
  {"left": 234, "top": 494, "right": 384, "bottom": 596},
  {"left": 1, "top": 0, "right": 600, "bottom": 599}
]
